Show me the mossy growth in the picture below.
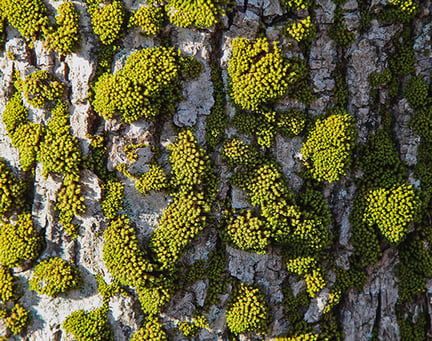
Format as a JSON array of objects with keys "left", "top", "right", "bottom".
[
  {"left": 228, "top": 37, "right": 312, "bottom": 111},
  {"left": 379, "top": 0, "right": 419, "bottom": 23},
  {"left": 2, "top": 92, "right": 29, "bottom": 137},
  {"left": 274, "top": 333, "right": 319, "bottom": 341},
  {"left": 93, "top": 47, "right": 183, "bottom": 123},
  {"left": 135, "top": 164, "right": 168, "bottom": 196},
  {"left": 83, "top": 134, "right": 108, "bottom": 181},
  {"left": 226, "top": 283, "right": 270, "bottom": 335},
  {"left": 203, "top": 247, "right": 227, "bottom": 310},
  {"left": 5, "top": 303, "right": 31, "bottom": 335},
  {"left": 101, "top": 179, "right": 124, "bottom": 220},
  {"left": 184, "top": 259, "right": 206, "bottom": 287},
  {"left": 17, "top": 70, "right": 65, "bottom": 109},
  {"left": 103, "top": 216, "right": 155, "bottom": 288},
  {"left": 404, "top": 75, "right": 430, "bottom": 109},
  {"left": 368, "top": 68, "right": 392, "bottom": 88},
  {"left": 409, "top": 106, "right": 432, "bottom": 141},
  {"left": 130, "top": 315, "right": 168, "bottom": 341},
  {"left": 29, "top": 257, "right": 82, "bottom": 296},
  {"left": 136, "top": 284, "right": 171, "bottom": 315},
  {"left": 45, "top": 1, "right": 81, "bottom": 55},
  {"left": 179, "top": 55, "right": 203, "bottom": 80},
  {"left": 282, "top": 282, "right": 309, "bottom": 327},
  {"left": 95, "top": 274, "right": 125, "bottom": 304},
  {"left": 222, "top": 138, "right": 259, "bottom": 169},
  {"left": 0, "top": 213, "right": 43, "bottom": 267},
  {"left": 63, "top": 306, "right": 113, "bottom": 341},
  {"left": 178, "top": 321, "right": 200, "bottom": 338},
  {"left": 128, "top": 5, "right": 164, "bottom": 36},
  {"left": 397, "top": 309, "right": 427, "bottom": 341},
  {"left": 328, "top": 22, "right": 355, "bottom": 48},
  {"left": 205, "top": 61, "right": 228, "bottom": 149},
  {"left": 0, "top": 0, "right": 49, "bottom": 40},
  {"left": 283, "top": 16, "right": 316, "bottom": 46},
  {"left": 0, "top": 159, "right": 26, "bottom": 216},
  {"left": 350, "top": 129, "right": 418, "bottom": 267},
  {"left": 222, "top": 210, "right": 271, "bottom": 254},
  {"left": 280, "top": 0, "right": 311, "bottom": 11},
  {"left": 0, "top": 266, "right": 19, "bottom": 303},
  {"left": 301, "top": 108, "right": 357, "bottom": 183},
  {"left": 88, "top": 0, "right": 125, "bottom": 45},
  {"left": 388, "top": 42, "right": 415, "bottom": 78},
  {"left": 277, "top": 109, "right": 307, "bottom": 138},
  {"left": 165, "top": 0, "right": 226, "bottom": 28}
]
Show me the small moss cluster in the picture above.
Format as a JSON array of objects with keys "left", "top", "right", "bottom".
[
  {"left": 135, "top": 164, "right": 168, "bottom": 196},
  {"left": 228, "top": 38, "right": 311, "bottom": 111},
  {"left": 380, "top": 0, "right": 419, "bottom": 23},
  {"left": 0, "top": 213, "right": 43, "bottom": 267},
  {"left": 63, "top": 306, "right": 113, "bottom": 341},
  {"left": 203, "top": 247, "right": 227, "bottom": 310},
  {"left": 178, "top": 321, "right": 200, "bottom": 338},
  {"left": 222, "top": 210, "right": 271, "bottom": 254},
  {"left": 0, "top": 266, "right": 18, "bottom": 303},
  {"left": 165, "top": 0, "right": 225, "bottom": 28},
  {"left": 103, "top": 216, "right": 155, "bottom": 288},
  {"left": 328, "top": 22, "right": 355, "bottom": 48},
  {"left": 128, "top": 5, "right": 164, "bottom": 36},
  {"left": 404, "top": 75, "right": 430, "bottom": 109},
  {"left": 137, "top": 285, "right": 171, "bottom": 315},
  {"left": 17, "top": 71, "right": 65, "bottom": 109},
  {"left": 5, "top": 304, "right": 31, "bottom": 335},
  {"left": 301, "top": 109, "right": 357, "bottom": 183},
  {"left": 283, "top": 16, "right": 316, "bottom": 44},
  {"left": 280, "top": 0, "right": 311, "bottom": 11},
  {"left": 88, "top": 0, "right": 125, "bottom": 45},
  {"left": 226, "top": 283, "right": 270, "bottom": 335},
  {"left": 93, "top": 47, "right": 182, "bottom": 123},
  {"left": 222, "top": 138, "right": 259, "bottom": 169},
  {"left": 0, "top": 0, "right": 49, "bottom": 40},
  {"left": 45, "top": 1, "right": 81, "bottom": 55},
  {"left": 29, "top": 257, "right": 82, "bottom": 296},
  {"left": 0, "top": 159, "right": 26, "bottom": 215},
  {"left": 130, "top": 316, "right": 168, "bottom": 341},
  {"left": 101, "top": 179, "right": 124, "bottom": 220}
]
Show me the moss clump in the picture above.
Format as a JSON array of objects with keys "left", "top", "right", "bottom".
[
  {"left": 137, "top": 285, "right": 171, "bottom": 315},
  {"left": 11, "top": 123, "right": 45, "bottom": 172},
  {"left": 95, "top": 274, "right": 124, "bottom": 304},
  {"left": 17, "top": 71, "right": 65, "bottom": 109},
  {"left": 2, "top": 92, "right": 28, "bottom": 136},
  {"left": 103, "top": 216, "right": 155, "bottom": 288},
  {"left": 45, "top": 1, "right": 81, "bottom": 55},
  {"left": 222, "top": 210, "right": 271, "bottom": 254},
  {"left": 301, "top": 109, "right": 357, "bottom": 183},
  {"left": 179, "top": 55, "right": 203, "bottom": 80},
  {"left": 280, "top": 0, "right": 311, "bottom": 11},
  {"left": 130, "top": 316, "right": 168, "bottom": 341},
  {"left": 222, "top": 138, "right": 259, "bottom": 169},
  {"left": 128, "top": 5, "right": 163, "bottom": 36},
  {"left": 5, "top": 304, "right": 31, "bottom": 335},
  {"left": 178, "top": 321, "right": 200, "bottom": 338},
  {"left": 0, "top": 159, "right": 26, "bottom": 216},
  {"left": 409, "top": 106, "right": 432, "bottom": 141},
  {"left": 93, "top": 47, "right": 182, "bottom": 123},
  {"left": 0, "top": 266, "right": 18, "bottom": 303},
  {"left": 203, "top": 248, "right": 227, "bottom": 310},
  {"left": 226, "top": 283, "right": 270, "bottom": 335},
  {"left": 88, "top": 0, "right": 125, "bottom": 45},
  {"left": 277, "top": 109, "right": 306, "bottom": 137},
  {"left": 101, "top": 179, "right": 124, "bottom": 220},
  {"left": 165, "top": 0, "right": 225, "bottom": 28},
  {"left": 328, "top": 22, "right": 355, "bottom": 48},
  {"left": 404, "top": 75, "right": 430, "bottom": 109},
  {"left": 380, "top": 0, "right": 419, "bottom": 23},
  {"left": 389, "top": 42, "right": 415, "bottom": 77},
  {"left": 228, "top": 37, "right": 311, "bottom": 111},
  {"left": 29, "top": 257, "right": 82, "bottom": 296},
  {"left": 0, "top": 214, "right": 43, "bottom": 267},
  {"left": 63, "top": 306, "right": 113, "bottom": 341},
  {"left": 0, "top": 0, "right": 49, "bottom": 40},
  {"left": 283, "top": 16, "right": 316, "bottom": 44},
  {"left": 135, "top": 164, "right": 168, "bottom": 196}
]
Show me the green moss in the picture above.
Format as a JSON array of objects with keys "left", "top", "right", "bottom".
[
  {"left": 0, "top": 266, "right": 18, "bottom": 303},
  {"left": 0, "top": 159, "right": 26, "bottom": 216},
  {"left": 280, "top": 0, "right": 311, "bottom": 11},
  {"left": 165, "top": 0, "right": 225, "bottom": 28},
  {"left": 128, "top": 5, "right": 164, "bottom": 36},
  {"left": 137, "top": 285, "right": 171, "bottom": 315},
  {"left": 101, "top": 179, "right": 124, "bottom": 220},
  {"left": 17, "top": 71, "right": 65, "bottom": 109},
  {"left": 205, "top": 62, "right": 228, "bottom": 149},
  {"left": 328, "top": 22, "right": 355, "bottom": 48},
  {"left": 283, "top": 16, "right": 316, "bottom": 45},
  {"left": 397, "top": 310, "right": 426, "bottom": 341},
  {"left": 179, "top": 55, "right": 203, "bottom": 80},
  {"left": 103, "top": 216, "right": 155, "bottom": 288},
  {"left": 29, "top": 257, "right": 82, "bottom": 296},
  {"left": 203, "top": 247, "right": 227, "bottom": 310},
  {"left": 410, "top": 106, "right": 432, "bottom": 141},
  {"left": 83, "top": 134, "right": 109, "bottom": 180},
  {"left": 379, "top": 0, "right": 419, "bottom": 23},
  {"left": 389, "top": 42, "right": 415, "bottom": 77},
  {"left": 130, "top": 315, "right": 168, "bottom": 341},
  {"left": 368, "top": 68, "right": 392, "bottom": 88},
  {"left": 228, "top": 37, "right": 311, "bottom": 111},
  {"left": 5, "top": 304, "right": 31, "bottom": 335},
  {"left": 178, "top": 321, "right": 200, "bottom": 338},
  {"left": 184, "top": 259, "right": 206, "bottom": 287},
  {"left": 277, "top": 109, "right": 306, "bottom": 138},
  {"left": 95, "top": 274, "right": 124, "bottom": 304},
  {"left": 88, "top": 0, "right": 125, "bottom": 45},
  {"left": 93, "top": 47, "right": 182, "bottom": 123},
  {"left": 45, "top": 1, "right": 81, "bottom": 54},
  {"left": 274, "top": 333, "right": 319, "bottom": 341},
  {"left": 222, "top": 138, "right": 259, "bottom": 169},
  {"left": 11, "top": 123, "right": 45, "bottom": 172},
  {"left": 63, "top": 306, "right": 113, "bottom": 341},
  {"left": 2, "top": 92, "right": 28, "bottom": 135},
  {"left": 0, "top": 0, "right": 49, "bottom": 40},
  {"left": 404, "top": 75, "right": 429, "bottom": 109},
  {"left": 222, "top": 210, "right": 271, "bottom": 254},
  {"left": 0, "top": 213, "right": 43, "bottom": 267},
  {"left": 301, "top": 109, "right": 357, "bottom": 183},
  {"left": 135, "top": 164, "right": 168, "bottom": 196},
  {"left": 226, "top": 283, "right": 270, "bottom": 335}
]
